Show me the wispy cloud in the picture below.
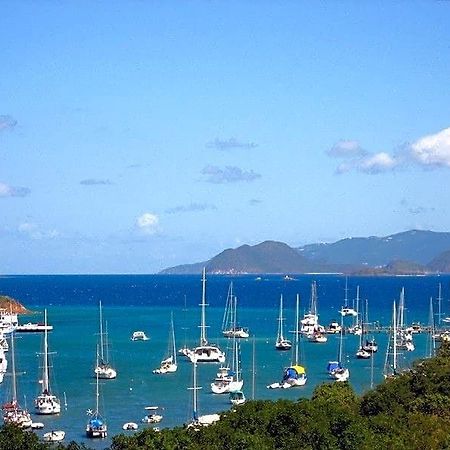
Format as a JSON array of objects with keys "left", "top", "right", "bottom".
[
  {"left": 165, "top": 203, "right": 217, "bottom": 214},
  {"left": 18, "top": 222, "right": 60, "bottom": 240},
  {"left": 201, "top": 165, "right": 261, "bottom": 183},
  {"left": 249, "top": 198, "right": 262, "bottom": 205},
  {"left": 80, "top": 178, "right": 114, "bottom": 186},
  {"left": 409, "top": 127, "right": 450, "bottom": 168},
  {"left": 327, "top": 140, "right": 366, "bottom": 158},
  {"left": 0, "top": 115, "right": 17, "bottom": 131},
  {"left": 136, "top": 212, "right": 160, "bottom": 235},
  {"left": 0, "top": 182, "right": 31, "bottom": 198},
  {"left": 335, "top": 152, "right": 400, "bottom": 175},
  {"left": 206, "top": 137, "right": 258, "bottom": 151}
]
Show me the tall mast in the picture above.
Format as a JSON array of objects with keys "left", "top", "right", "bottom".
[
  {"left": 42, "top": 309, "right": 49, "bottom": 393},
  {"left": 189, "top": 362, "right": 201, "bottom": 422},
  {"left": 95, "top": 346, "right": 100, "bottom": 415},
  {"left": 11, "top": 330, "right": 17, "bottom": 404},
  {"left": 428, "top": 296, "right": 435, "bottom": 358},
  {"left": 171, "top": 312, "right": 177, "bottom": 365},
  {"left": 344, "top": 277, "right": 349, "bottom": 308},
  {"left": 294, "top": 294, "right": 300, "bottom": 365},
  {"left": 277, "top": 294, "right": 284, "bottom": 341},
  {"left": 199, "top": 268, "right": 208, "bottom": 346},
  {"left": 251, "top": 337, "right": 256, "bottom": 400},
  {"left": 437, "top": 283, "right": 442, "bottom": 327},
  {"left": 393, "top": 301, "right": 397, "bottom": 375},
  {"left": 99, "top": 301, "right": 105, "bottom": 363},
  {"left": 338, "top": 309, "right": 344, "bottom": 364}
]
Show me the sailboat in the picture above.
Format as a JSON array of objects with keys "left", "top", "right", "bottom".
[
  {"left": 327, "top": 313, "right": 349, "bottom": 381},
  {"left": 268, "top": 294, "right": 307, "bottom": 389},
  {"left": 396, "top": 288, "right": 414, "bottom": 352},
  {"left": 340, "top": 278, "right": 357, "bottom": 317},
  {"left": 187, "top": 269, "right": 225, "bottom": 363},
  {"left": 211, "top": 296, "right": 244, "bottom": 394},
  {"left": 275, "top": 294, "right": 292, "bottom": 350},
  {"left": 222, "top": 283, "right": 249, "bottom": 338},
  {"left": 188, "top": 362, "right": 220, "bottom": 428},
  {"left": 34, "top": 310, "right": 61, "bottom": 414},
  {"left": 228, "top": 335, "right": 245, "bottom": 404},
  {"left": 153, "top": 313, "right": 177, "bottom": 374},
  {"left": 86, "top": 348, "right": 108, "bottom": 438},
  {"left": 94, "top": 301, "right": 117, "bottom": 379},
  {"left": 427, "top": 296, "right": 436, "bottom": 359},
  {"left": 362, "top": 299, "right": 378, "bottom": 353},
  {"left": 2, "top": 331, "right": 32, "bottom": 428},
  {"left": 355, "top": 289, "right": 371, "bottom": 359},
  {"left": 384, "top": 301, "right": 399, "bottom": 379},
  {"left": 302, "top": 281, "right": 327, "bottom": 342}
]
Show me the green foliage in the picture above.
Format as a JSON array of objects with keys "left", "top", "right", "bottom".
[{"left": 6, "top": 345, "right": 450, "bottom": 449}]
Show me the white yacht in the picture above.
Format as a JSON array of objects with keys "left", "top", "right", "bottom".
[
  {"left": 187, "top": 269, "right": 225, "bottom": 364},
  {"left": 131, "top": 331, "right": 149, "bottom": 341}
]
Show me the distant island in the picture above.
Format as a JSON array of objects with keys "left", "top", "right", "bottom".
[
  {"left": 160, "top": 229, "right": 450, "bottom": 275},
  {"left": 0, "top": 295, "right": 30, "bottom": 314}
]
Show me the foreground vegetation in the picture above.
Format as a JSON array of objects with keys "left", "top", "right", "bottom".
[{"left": 3, "top": 343, "right": 450, "bottom": 449}]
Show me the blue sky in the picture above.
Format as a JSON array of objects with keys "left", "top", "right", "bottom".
[{"left": 1, "top": 1, "right": 450, "bottom": 274}]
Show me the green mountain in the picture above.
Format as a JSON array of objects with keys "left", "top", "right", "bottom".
[
  {"left": 298, "top": 229, "right": 450, "bottom": 266},
  {"left": 160, "top": 229, "right": 450, "bottom": 275},
  {"left": 427, "top": 250, "right": 450, "bottom": 273}
]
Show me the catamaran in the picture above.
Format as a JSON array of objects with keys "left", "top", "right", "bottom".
[
  {"left": 34, "top": 310, "right": 61, "bottom": 414},
  {"left": 187, "top": 269, "right": 225, "bottom": 363},
  {"left": 94, "top": 301, "right": 117, "bottom": 379}
]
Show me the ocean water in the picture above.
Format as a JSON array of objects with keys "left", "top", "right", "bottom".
[{"left": 0, "top": 274, "right": 449, "bottom": 448}]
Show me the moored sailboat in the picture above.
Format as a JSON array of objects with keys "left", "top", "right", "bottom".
[
  {"left": 153, "top": 313, "right": 177, "bottom": 374},
  {"left": 268, "top": 293, "right": 307, "bottom": 389},
  {"left": 275, "top": 294, "right": 292, "bottom": 350},
  {"left": 94, "top": 301, "right": 117, "bottom": 379},
  {"left": 2, "top": 331, "right": 32, "bottom": 428},
  {"left": 222, "top": 283, "right": 249, "bottom": 339},
  {"left": 187, "top": 269, "right": 225, "bottom": 364},
  {"left": 86, "top": 348, "right": 108, "bottom": 438},
  {"left": 34, "top": 309, "right": 61, "bottom": 414}
]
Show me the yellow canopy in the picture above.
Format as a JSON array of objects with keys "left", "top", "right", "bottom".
[{"left": 291, "top": 365, "right": 305, "bottom": 374}]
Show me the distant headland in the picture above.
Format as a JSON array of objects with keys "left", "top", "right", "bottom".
[
  {"left": 0, "top": 295, "right": 31, "bottom": 314},
  {"left": 160, "top": 229, "right": 450, "bottom": 275}
]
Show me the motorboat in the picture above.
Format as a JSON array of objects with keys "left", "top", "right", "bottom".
[
  {"left": 131, "top": 331, "right": 149, "bottom": 341},
  {"left": 229, "top": 390, "right": 246, "bottom": 405},
  {"left": 142, "top": 406, "right": 163, "bottom": 424},
  {"left": 327, "top": 321, "right": 342, "bottom": 334},
  {"left": 43, "top": 430, "right": 65, "bottom": 442},
  {"left": 16, "top": 322, "right": 53, "bottom": 333}
]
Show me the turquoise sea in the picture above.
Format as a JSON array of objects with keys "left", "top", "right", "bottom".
[{"left": 0, "top": 274, "right": 449, "bottom": 448}]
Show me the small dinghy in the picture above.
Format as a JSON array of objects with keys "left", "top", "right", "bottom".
[
  {"left": 43, "top": 430, "right": 65, "bottom": 442},
  {"left": 122, "top": 422, "right": 138, "bottom": 430},
  {"left": 31, "top": 422, "right": 45, "bottom": 429}
]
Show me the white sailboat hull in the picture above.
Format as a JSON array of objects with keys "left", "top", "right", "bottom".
[{"left": 35, "top": 394, "right": 61, "bottom": 415}]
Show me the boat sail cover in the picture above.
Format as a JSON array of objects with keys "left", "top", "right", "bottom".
[{"left": 282, "top": 365, "right": 305, "bottom": 381}]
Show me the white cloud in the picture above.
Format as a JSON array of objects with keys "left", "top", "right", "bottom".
[
  {"left": 0, "top": 182, "right": 31, "bottom": 198},
  {"left": 409, "top": 127, "right": 450, "bottom": 168},
  {"left": 18, "top": 222, "right": 60, "bottom": 240},
  {"left": 359, "top": 152, "right": 398, "bottom": 174},
  {"left": 327, "top": 140, "right": 366, "bottom": 158},
  {"left": 136, "top": 212, "right": 160, "bottom": 235}
]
